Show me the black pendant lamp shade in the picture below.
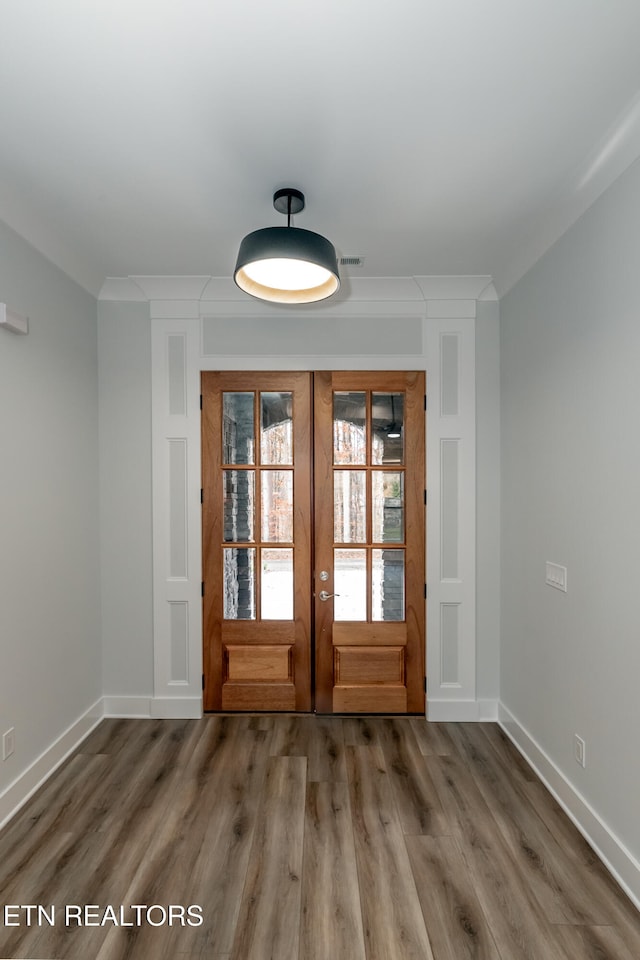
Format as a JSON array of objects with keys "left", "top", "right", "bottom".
[{"left": 234, "top": 188, "right": 340, "bottom": 304}]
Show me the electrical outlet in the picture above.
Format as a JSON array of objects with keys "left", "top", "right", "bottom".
[
  {"left": 2, "top": 727, "right": 15, "bottom": 761},
  {"left": 574, "top": 734, "right": 586, "bottom": 768}
]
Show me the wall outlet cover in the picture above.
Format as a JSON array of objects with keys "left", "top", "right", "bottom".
[{"left": 2, "top": 727, "right": 15, "bottom": 761}]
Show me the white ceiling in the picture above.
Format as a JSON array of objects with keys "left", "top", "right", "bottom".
[{"left": 1, "top": 1, "right": 640, "bottom": 298}]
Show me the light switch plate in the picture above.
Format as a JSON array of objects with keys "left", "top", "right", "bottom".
[{"left": 546, "top": 561, "right": 567, "bottom": 592}]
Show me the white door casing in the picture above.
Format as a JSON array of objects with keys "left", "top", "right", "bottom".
[{"left": 144, "top": 276, "right": 483, "bottom": 719}]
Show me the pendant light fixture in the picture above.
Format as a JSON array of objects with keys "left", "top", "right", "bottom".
[{"left": 234, "top": 188, "right": 340, "bottom": 304}]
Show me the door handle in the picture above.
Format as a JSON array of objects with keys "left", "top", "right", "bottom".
[{"left": 319, "top": 590, "right": 340, "bottom": 602}]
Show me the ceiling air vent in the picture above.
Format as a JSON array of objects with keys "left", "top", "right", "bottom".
[{"left": 340, "top": 256, "right": 365, "bottom": 267}]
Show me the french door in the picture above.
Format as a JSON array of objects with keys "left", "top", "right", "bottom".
[{"left": 201, "top": 370, "right": 425, "bottom": 713}]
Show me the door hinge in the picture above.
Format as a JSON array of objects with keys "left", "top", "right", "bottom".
[
  {"left": 424, "top": 489, "right": 427, "bottom": 506},
  {"left": 424, "top": 394, "right": 427, "bottom": 411},
  {"left": 202, "top": 673, "right": 205, "bottom": 690},
  {"left": 200, "top": 488, "right": 204, "bottom": 504},
  {"left": 424, "top": 676, "right": 427, "bottom": 693},
  {"left": 200, "top": 393, "right": 203, "bottom": 410},
  {"left": 424, "top": 583, "right": 427, "bottom": 599},
  {"left": 201, "top": 581, "right": 205, "bottom": 597}
]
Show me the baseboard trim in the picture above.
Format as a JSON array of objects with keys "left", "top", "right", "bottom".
[
  {"left": 150, "top": 697, "right": 202, "bottom": 719},
  {"left": 0, "top": 697, "right": 104, "bottom": 831},
  {"left": 102, "top": 696, "right": 153, "bottom": 717},
  {"left": 498, "top": 702, "right": 640, "bottom": 911},
  {"left": 102, "top": 695, "right": 203, "bottom": 719},
  {"left": 427, "top": 698, "right": 498, "bottom": 722}
]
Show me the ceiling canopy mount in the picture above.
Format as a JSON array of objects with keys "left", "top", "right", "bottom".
[{"left": 272, "top": 187, "right": 305, "bottom": 220}]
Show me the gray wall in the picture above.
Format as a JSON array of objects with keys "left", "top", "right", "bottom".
[
  {"left": 0, "top": 220, "right": 100, "bottom": 795},
  {"left": 501, "top": 157, "right": 640, "bottom": 858},
  {"left": 98, "top": 301, "right": 153, "bottom": 697}
]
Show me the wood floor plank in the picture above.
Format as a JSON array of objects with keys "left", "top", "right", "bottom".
[
  {"left": 427, "top": 753, "right": 570, "bottom": 960},
  {"left": 94, "top": 718, "right": 272, "bottom": 960},
  {"left": 0, "top": 719, "right": 176, "bottom": 872},
  {"left": 230, "top": 755, "right": 307, "bottom": 960},
  {"left": 522, "top": 780, "right": 603, "bottom": 867},
  {"left": 479, "top": 725, "right": 640, "bottom": 948},
  {"left": 77, "top": 716, "right": 153, "bottom": 755},
  {"left": 269, "top": 715, "right": 346, "bottom": 781},
  {"left": 553, "top": 922, "right": 640, "bottom": 960},
  {"left": 370, "top": 718, "right": 451, "bottom": 836},
  {"left": 447, "top": 723, "right": 612, "bottom": 925},
  {"left": 346, "top": 744, "right": 436, "bottom": 960},
  {"left": 406, "top": 835, "right": 502, "bottom": 960},
  {"left": 409, "top": 718, "right": 456, "bottom": 756},
  {"left": 0, "top": 719, "right": 197, "bottom": 960},
  {"left": 300, "top": 781, "right": 366, "bottom": 960},
  {"left": 246, "top": 714, "right": 275, "bottom": 731},
  {"left": 306, "top": 716, "right": 347, "bottom": 781},
  {"left": 477, "top": 723, "right": 537, "bottom": 782},
  {"left": 521, "top": 777, "right": 640, "bottom": 953},
  {"left": 176, "top": 955, "right": 230, "bottom": 960},
  {"left": 0, "top": 753, "right": 110, "bottom": 892},
  {"left": 342, "top": 716, "right": 378, "bottom": 746},
  {"left": 269, "top": 713, "right": 311, "bottom": 756},
  {"left": 1, "top": 716, "right": 639, "bottom": 960}
]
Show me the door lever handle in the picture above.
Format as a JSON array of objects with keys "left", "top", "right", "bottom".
[{"left": 319, "top": 590, "right": 340, "bottom": 602}]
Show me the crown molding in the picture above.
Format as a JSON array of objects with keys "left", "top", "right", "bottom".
[
  {"left": 413, "top": 275, "right": 494, "bottom": 300},
  {"left": 98, "top": 277, "right": 147, "bottom": 301},
  {"left": 99, "top": 274, "right": 496, "bottom": 304},
  {"left": 131, "top": 276, "right": 211, "bottom": 300},
  {"left": 478, "top": 280, "right": 499, "bottom": 301}
]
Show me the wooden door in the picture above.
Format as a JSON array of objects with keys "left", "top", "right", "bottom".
[
  {"left": 201, "top": 371, "right": 312, "bottom": 711},
  {"left": 314, "top": 371, "right": 425, "bottom": 713}
]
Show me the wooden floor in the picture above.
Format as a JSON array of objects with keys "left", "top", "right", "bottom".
[{"left": 0, "top": 717, "right": 639, "bottom": 960}]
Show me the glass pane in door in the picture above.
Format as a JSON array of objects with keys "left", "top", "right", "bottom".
[
  {"left": 372, "top": 549, "right": 405, "bottom": 621},
  {"left": 372, "top": 392, "right": 404, "bottom": 465},
  {"left": 261, "top": 392, "right": 293, "bottom": 464},
  {"left": 333, "top": 471, "right": 366, "bottom": 542},
  {"left": 372, "top": 472, "right": 404, "bottom": 543},
  {"left": 261, "top": 470, "right": 293, "bottom": 542},
  {"left": 223, "top": 470, "right": 255, "bottom": 542},
  {"left": 223, "top": 547, "right": 256, "bottom": 620},
  {"left": 334, "top": 548, "right": 367, "bottom": 621},
  {"left": 261, "top": 548, "right": 293, "bottom": 619},
  {"left": 333, "top": 392, "right": 366, "bottom": 464},
  {"left": 223, "top": 392, "right": 255, "bottom": 464}
]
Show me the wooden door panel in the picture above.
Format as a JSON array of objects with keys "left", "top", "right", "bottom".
[
  {"left": 334, "top": 645, "right": 405, "bottom": 684},
  {"left": 314, "top": 370, "right": 425, "bottom": 714},
  {"left": 225, "top": 644, "right": 293, "bottom": 681},
  {"left": 333, "top": 686, "right": 408, "bottom": 714},
  {"left": 221, "top": 682, "right": 297, "bottom": 712},
  {"left": 202, "top": 371, "right": 312, "bottom": 711},
  {"left": 332, "top": 622, "right": 407, "bottom": 646}
]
